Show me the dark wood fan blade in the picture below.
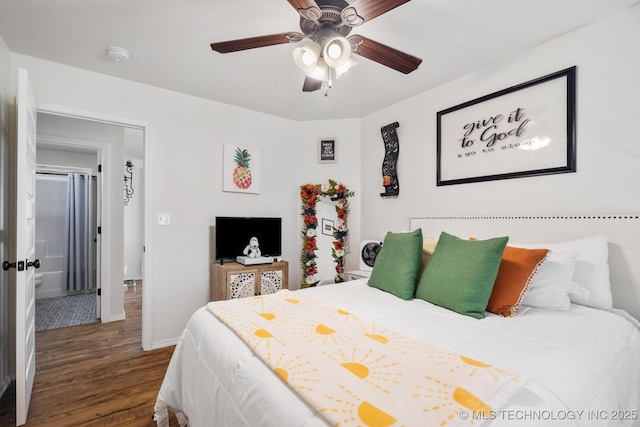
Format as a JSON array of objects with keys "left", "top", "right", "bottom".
[
  {"left": 349, "top": 35, "right": 422, "bottom": 74},
  {"left": 302, "top": 76, "right": 323, "bottom": 92},
  {"left": 287, "top": 0, "right": 322, "bottom": 21},
  {"left": 343, "top": 0, "right": 411, "bottom": 26},
  {"left": 211, "top": 32, "right": 302, "bottom": 53}
]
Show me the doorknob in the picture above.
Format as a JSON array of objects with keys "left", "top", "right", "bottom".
[
  {"left": 26, "top": 259, "right": 41, "bottom": 269},
  {"left": 3, "top": 260, "right": 37, "bottom": 271}
]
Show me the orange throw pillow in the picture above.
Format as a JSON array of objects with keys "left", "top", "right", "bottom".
[{"left": 487, "top": 246, "right": 549, "bottom": 317}]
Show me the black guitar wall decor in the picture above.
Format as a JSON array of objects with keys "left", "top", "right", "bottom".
[{"left": 380, "top": 122, "right": 400, "bottom": 197}]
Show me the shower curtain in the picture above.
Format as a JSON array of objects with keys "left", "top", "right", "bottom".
[{"left": 62, "top": 173, "right": 90, "bottom": 292}]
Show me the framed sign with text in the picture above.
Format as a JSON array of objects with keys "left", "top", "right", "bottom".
[
  {"left": 318, "top": 138, "right": 337, "bottom": 163},
  {"left": 436, "top": 67, "right": 576, "bottom": 186}
]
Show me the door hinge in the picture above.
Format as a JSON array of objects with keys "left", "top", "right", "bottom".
[
  {"left": 97, "top": 288, "right": 101, "bottom": 296},
  {"left": 98, "top": 164, "right": 102, "bottom": 173},
  {"left": 97, "top": 226, "right": 102, "bottom": 235}
]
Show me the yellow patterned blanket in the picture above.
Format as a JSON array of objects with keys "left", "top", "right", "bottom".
[{"left": 206, "top": 290, "right": 525, "bottom": 427}]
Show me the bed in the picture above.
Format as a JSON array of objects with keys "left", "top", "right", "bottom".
[{"left": 154, "top": 215, "right": 640, "bottom": 427}]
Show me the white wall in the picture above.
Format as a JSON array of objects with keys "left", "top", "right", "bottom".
[
  {"left": 294, "top": 120, "right": 362, "bottom": 284},
  {"left": 6, "top": 53, "right": 360, "bottom": 347},
  {"left": 124, "top": 157, "right": 144, "bottom": 281},
  {"left": 360, "top": 6, "right": 640, "bottom": 241}
]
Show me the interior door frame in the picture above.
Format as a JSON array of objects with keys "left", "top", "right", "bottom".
[
  {"left": 36, "top": 136, "right": 107, "bottom": 316},
  {"left": 36, "top": 102, "right": 153, "bottom": 350}
]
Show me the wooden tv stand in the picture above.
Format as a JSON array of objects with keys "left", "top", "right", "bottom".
[{"left": 210, "top": 260, "right": 289, "bottom": 301}]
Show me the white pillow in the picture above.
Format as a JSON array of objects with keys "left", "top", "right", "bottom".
[
  {"left": 512, "top": 235, "right": 612, "bottom": 310},
  {"left": 521, "top": 249, "right": 579, "bottom": 310}
]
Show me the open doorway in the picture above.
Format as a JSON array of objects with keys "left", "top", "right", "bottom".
[
  {"left": 123, "top": 129, "right": 144, "bottom": 293},
  {"left": 35, "top": 112, "right": 146, "bottom": 340},
  {"left": 33, "top": 166, "right": 99, "bottom": 331}
]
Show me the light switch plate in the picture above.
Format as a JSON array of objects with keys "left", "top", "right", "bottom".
[{"left": 157, "top": 213, "right": 171, "bottom": 226}]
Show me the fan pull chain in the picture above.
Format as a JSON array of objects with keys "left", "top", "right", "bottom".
[{"left": 325, "top": 68, "right": 333, "bottom": 97}]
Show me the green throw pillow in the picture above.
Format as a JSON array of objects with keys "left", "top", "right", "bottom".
[
  {"left": 368, "top": 228, "right": 423, "bottom": 300},
  {"left": 415, "top": 231, "right": 508, "bottom": 319}
]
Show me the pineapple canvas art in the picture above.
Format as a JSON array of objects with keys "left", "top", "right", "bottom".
[{"left": 222, "top": 143, "right": 261, "bottom": 194}]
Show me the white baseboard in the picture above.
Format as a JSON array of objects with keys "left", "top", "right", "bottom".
[
  {"left": 103, "top": 311, "right": 126, "bottom": 323},
  {"left": 150, "top": 337, "right": 180, "bottom": 350}
]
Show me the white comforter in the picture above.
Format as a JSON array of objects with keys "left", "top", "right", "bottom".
[{"left": 155, "top": 280, "right": 640, "bottom": 427}]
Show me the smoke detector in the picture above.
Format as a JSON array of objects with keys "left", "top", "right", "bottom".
[{"left": 107, "top": 46, "right": 130, "bottom": 62}]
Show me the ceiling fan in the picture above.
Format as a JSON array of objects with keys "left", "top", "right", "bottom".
[{"left": 210, "top": 0, "right": 422, "bottom": 93}]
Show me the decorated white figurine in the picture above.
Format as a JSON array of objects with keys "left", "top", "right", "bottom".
[{"left": 243, "top": 236, "right": 262, "bottom": 258}]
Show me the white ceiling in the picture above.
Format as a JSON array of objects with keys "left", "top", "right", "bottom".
[{"left": 1, "top": 0, "right": 637, "bottom": 121}]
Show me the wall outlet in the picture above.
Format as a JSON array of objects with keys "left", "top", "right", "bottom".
[{"left": 157, "top": 213, "right": 171, "bottom": 226}]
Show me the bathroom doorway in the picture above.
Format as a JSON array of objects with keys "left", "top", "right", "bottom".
[
  {"left": 34, "top": 160, "right": 100, "bottom": 330},
  {"left": 35, "top": 171, "right": 97, "bottom": 300}
]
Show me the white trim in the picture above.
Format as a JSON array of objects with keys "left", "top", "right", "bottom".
[
  {"left": 95, "top": 149, "right": 103, "bottom": 320},
  {"left": 37, "top": 102, "right": 148, "bottom": 129},
  {"left": 149, "top": 336, "right": 179, "bottom": 350},
  {"left": 36, "top": 164, "right": 92, "bottom": 176},
  {"left": 142, "top": 125, "right": 153, "bottom": 350},
  {"left": 108, "top": 312, "right": 126, "bottom": 322}
]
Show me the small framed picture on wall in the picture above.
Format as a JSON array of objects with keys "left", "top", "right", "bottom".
[
  {"left": 321, "top": 218, "right": 335, "bottom": 236},
  {"left": 318, "top": 138, "right": 337, "bottom": 163}
]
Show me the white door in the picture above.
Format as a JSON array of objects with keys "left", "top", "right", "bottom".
[{"left": 15, "top": 68, "right": 38, "bottom": 426}]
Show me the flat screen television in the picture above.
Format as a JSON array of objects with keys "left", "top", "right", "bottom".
[{"left": 215, "top": 216, "right": 282, "bottom": 262}]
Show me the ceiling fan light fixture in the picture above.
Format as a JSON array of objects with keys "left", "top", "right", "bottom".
[
  {"left": 306, "top": 57, "right": 329, "bottom": 81},
  {"left": 293, "top": 42, "right": 321, "bottom": 73},
  {"left": 323, "top": 37, "right": 351, "bottom": 68},
  {"left": 302, "top": 51, "right": 316, "bottom": 66},
  {"left": 335, "top": 58, "right": 358, "bottom": 79},
  {"left": 209, "top": 1, "right": 422, "bottom": 94},
  {"left": 327, "top": 44, "right": 341, "bottom": 58}
]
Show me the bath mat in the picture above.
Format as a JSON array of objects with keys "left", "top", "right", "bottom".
[{"left": 35, "top": 293, "right": 99, "bottom": 332}]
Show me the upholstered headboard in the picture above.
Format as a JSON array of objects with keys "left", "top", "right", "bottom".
[{"left": 409, "top": 215, "right": 640, "bottom": 320}]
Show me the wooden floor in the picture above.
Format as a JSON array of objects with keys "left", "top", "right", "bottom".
[{"left": 1, "top": 283, "right": 181, "bottom": 426}]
